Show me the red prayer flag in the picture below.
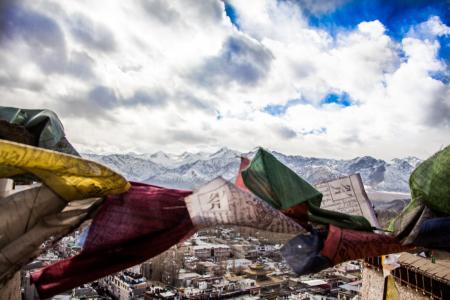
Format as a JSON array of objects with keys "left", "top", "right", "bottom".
[
  {"left": 235, "top": 156, "right": 250, "bottom": 191},
  {"left": 321, "top": 225, "right": 410, "bottom": 265},
  {"left": 31, "top": 182, "right": 196, "bottom": 298}
]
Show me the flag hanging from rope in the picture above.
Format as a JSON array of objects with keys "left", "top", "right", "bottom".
[
  {"left": 320, "top": 225, "right": 408, "bottom": 265},
  {"left": 241, "top": 148, "right": 372, "bottom": 231},
  {"left": 389, "top": 145, "right": 450, "bottom": 241},
  {"left": 0, "top": 140, "right": 130, "bottom": 201},
  {"left": 31, "top": 182, "right": 196, "bottom": 299},
  {"left": 185, "top": 177, "right": 306, "bottom": 235}
]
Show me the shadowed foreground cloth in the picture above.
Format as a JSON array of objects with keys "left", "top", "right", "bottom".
[
  {"left": 282, "top": 225, "right": 409, "bottom": 275},
  {"left": 389, "top": 145, "right": 450, "bottom": 242},
  {"left": 321, "top": 225, "right": 409, "bottom": 265},
  {"left": 281, "top": 230, "right": 331, "bottom": 275},
  {"left": 0, "top": 121, "right": 34, "bottom": 146},
  {"left": 412, "top": 216, "right": 450, "bottom": 250},
  {"left": 0, "top": 106, "right": 79, "bottom": 155},
  {"left": 0, "top": 186, "right": 102, "bottom": 285},
  {"left": 31, "top": 182, "right": 196, "bottom": 299},
  {"left": 0, "top": 139, "right": 130, "bottom": 201}
]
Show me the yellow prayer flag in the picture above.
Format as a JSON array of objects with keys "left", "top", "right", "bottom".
[
  {"left": 0, "top": 140, "right": 130, "bottom": 201},
  {"left": 383, "top": 275, "right": 400, "bottom": 300}
]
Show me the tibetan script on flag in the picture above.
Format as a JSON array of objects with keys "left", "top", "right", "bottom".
[{"left": 315, "top": 174, "right": 380, "bottom": 228}]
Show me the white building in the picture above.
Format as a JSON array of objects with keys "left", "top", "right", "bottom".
[
  {"left": 100, "top": 271, "right": 147, "bottom": 300},
  {"left": 192, "top": 244, "right": 231, "bottom": 260},
  {"left": 226, "top": 258, "right": 252, "bottom": 271}
]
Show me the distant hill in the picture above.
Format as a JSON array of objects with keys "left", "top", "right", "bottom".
[{"left": 83, "top": 147, "right": 421, "bottom": 195}]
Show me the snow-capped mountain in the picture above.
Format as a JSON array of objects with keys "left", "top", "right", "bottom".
[{"left": 83, "top": 147, "right": 421, "bottom": 193}]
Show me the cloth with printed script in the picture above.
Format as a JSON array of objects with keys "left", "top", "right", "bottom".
[
  {"left": 0, "top": 140, "right": 129, "bottom": 201},
  {"left": 0, "top": 185, "right": 101, "bottom": 286},
  {"left": 31, "top": 182, "right": 196, "bottom": 299},
  {"left": 185, "top": 177, "right": 306, "bottom": 235},
  {"left": 0, "top": 106, "right": 78, "bottom": 155},
  {"left": 241, "top": 148, "right": 372, "bottom": 231}
]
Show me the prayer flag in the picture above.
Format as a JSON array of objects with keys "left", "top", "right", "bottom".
[
  {"left": 0, "top": 140, "right": 130, "bottom": 201},
  {"left": 242, "top": 148, "right": 372, "bottom": 231},
  {"left": 31, "top": 182, "right": 195, "bottom": 298}
]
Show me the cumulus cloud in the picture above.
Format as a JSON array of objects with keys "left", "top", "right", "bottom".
[
  {"left": 190, "top": 34, "right": 274, "bottom": 88},
  {"left": 0, "top": 0, "right": 448, "bottom": 159},
  {"left": 68, "top": 13, "right": 117, "bottom": 52}
]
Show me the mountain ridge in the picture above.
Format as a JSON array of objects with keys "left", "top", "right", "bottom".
[{"left": 83, "top": 147, "right": 421, "bottom": 193}]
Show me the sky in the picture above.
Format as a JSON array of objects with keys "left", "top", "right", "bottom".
[{"left": 0, "top": 0, "right": 449, "bottom": 160}]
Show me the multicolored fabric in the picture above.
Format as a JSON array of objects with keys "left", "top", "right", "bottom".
[
  {"left": 280, "top": 230, "right": 331, "bottom": 275},
  {"left": 31, "top": 182, "right": 196, "bottom": 299},
  {"left": 236, "top": 156, "right": 310, "bottom": 229},
  {"left": 320, "top": 225, "right": 408, "bottom": 265},
  {"left": 242, "top": 148, "right": 372, "bottom": 231},
  {"left": 0, "top": 140, "right": 130, "bottom": 201},
  {"left": 185, "top": 177, "right": 306, "bottom": 235}
]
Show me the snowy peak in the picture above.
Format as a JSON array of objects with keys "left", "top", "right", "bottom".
[
  {"left": 209, "top": 147, "right": 240, "bottom": 159},
  {"left": 83, "top": 149, "right": 422, "bottom": 193}
]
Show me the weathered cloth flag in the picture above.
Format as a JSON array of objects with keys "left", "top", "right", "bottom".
[
  {"left": 235, "top": 156, "right": 250, "bottom": 191},
  {"left": 282, "top": 225, "right": 408, "bottom": 275},
  {"left": 280, "top": 230, "right": 331, "bottom": 275},
  {"left": 0, "top": 140, "right": 130, "bottom": 201},
  {"left": 389, "top": 145, "right": 450, "bottom": 241},
  {"left": 241, "top": 148, "right": 372, "bottom": 231},
  {"left": 31, "top": 182, "right": 196, "bottom": 299},
  {"left": 185, "top": 177, "right": 306, "bottom": 235},
  {"left": 412, "top": 216, "right": 450, "bottom": 250},
  {"left": 0, "top": 186, "right": 101, "bottom": 285},
  {"left": 320, "top": 225, "right": 408, "bottom": 265},
  {"left": 0, "top": 106, "right": 79, "bottom": 155}
]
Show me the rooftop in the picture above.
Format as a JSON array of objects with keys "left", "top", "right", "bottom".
[
  {"left": 300, "top": 279, "right": 329, "bottom": 287},
  {"left": 399, "top": 252, "right": 450, "bottom": 284}
]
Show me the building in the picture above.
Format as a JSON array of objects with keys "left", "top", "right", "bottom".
[
  {"left": 227, "top": 258, "right": 252, "bottom": 272},
  {"left": 176, "top": 270, "right": 202, "bottom": 287},
  {"left": 100, "top": 271, "right": 148, "bottom": 300},
  {"left": 192, "top": 244, "right": 231, "bottom": 261},
  {"left": 230, "top": 243, "right": 257, "bottom": 259},
  {"left": 362, "top": 252, "right": 450, "bottom": 299},
  {"left": 196, "top": 261, "right": 221, "bottom": 275}
]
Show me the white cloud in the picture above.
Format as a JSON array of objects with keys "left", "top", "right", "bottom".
[{"left": 0, "top": 0, "right": 448, "bottom": 160}]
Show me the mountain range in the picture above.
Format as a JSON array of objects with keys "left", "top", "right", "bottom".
[{"left": 83, "top": 147, "right": 421, "bottom": 195}]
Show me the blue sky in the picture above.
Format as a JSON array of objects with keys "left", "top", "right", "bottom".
[{"left": 0, "top": 0, "right": 449, "bottom": 159}]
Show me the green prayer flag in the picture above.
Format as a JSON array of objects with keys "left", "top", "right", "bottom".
[
  {"left": 388, "top": 145, "right": 450, "bottom": 238},
  {"left": 410, "top": 145, "right": 450, "bottom": 215},
  {"left": 241, "top": 148, "right": 322, "bottom": 209},
  {"left": 242, "top": 148, "right": 372, "bottom": 231},
  {"left": 0, "top": 106, "right": 79, "bottom": 156},
  {"left": 0, "top": 106, "right": 65, "bottom": 149}
]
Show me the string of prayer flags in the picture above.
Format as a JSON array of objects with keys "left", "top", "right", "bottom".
[{"left": 241, "top": 148, "right": 372, "bottom": 231}]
